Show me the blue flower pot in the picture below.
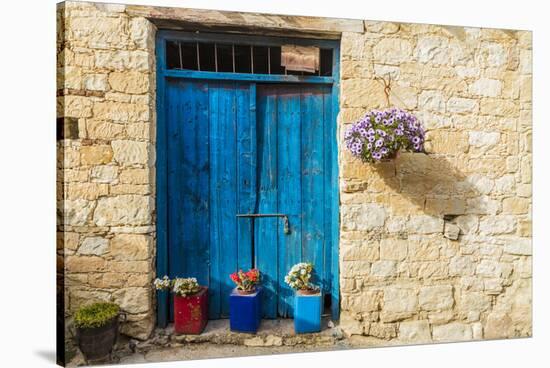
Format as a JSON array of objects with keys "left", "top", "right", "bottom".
[
  {"left": 294, "top": 291, "right": 323, "bottom": 334},
  {"left": 229, "top": 287, "right": 263, "bottom": 333}
]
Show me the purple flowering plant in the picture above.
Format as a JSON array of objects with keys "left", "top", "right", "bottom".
[{"left": 344, "top": 108, "right": 425, "bottom": 163}]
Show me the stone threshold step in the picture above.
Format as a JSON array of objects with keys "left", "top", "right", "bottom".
[{"left": 133, "top": 318, "right": 344, "bottom": 352}]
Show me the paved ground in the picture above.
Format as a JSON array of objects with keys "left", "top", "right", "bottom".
[{"left": 68, "top": 319, "right": 399, "bottom": 366}]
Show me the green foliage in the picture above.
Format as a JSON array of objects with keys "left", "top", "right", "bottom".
[{"left": 74, "top": 302, "right": 120, "bottom": 329}]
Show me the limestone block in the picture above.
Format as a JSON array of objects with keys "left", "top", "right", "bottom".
[
  {"left": 66, "top": 255, "right": 107, "bottom": 273},
  {"left": 458, "top": 291, "right": 491, "bottom": 313},
  {"left": 419, "top": 285, "right": 454, "bottom": 311},
  {"left": 408, "top": 240, "right": 440, "bottom": 261},
  {"left": 493, "top": 174, "right": 516, "bottom": 194},
  {"left": 455, "top": 66, "right": 480, "bottom": 78},
  {"left": 472, "top": 322, "right": 483, "bottom": 340},
  {"left": 468, "top": 78, "right": 502, "bottom": 97},
  {"left": 455, "top": 215, "right": 479, "bottom": 234},
  {"left": 381, "top": 287, "right": 417, "bottom": 322},
  {"left": 449, "top": 255, "right": 476, "bottom": 276},
  {"left": 341, "top": 244, "right": 379, "bottom": 261},
  {"left": 379, "top": 239, "right": 407, "bottom": 261},
  {"left": 78, "top": 237, "right": 108, "bottom": 256},
  {"left": 341, "top": 79, "right": 387, "bottom": 108},
  {"left": 112, "top": 140, "right": 148, "bottom": 165},
  {"left": 517, "top": 220, "right": 532, "bottom": 237},
  {"left": 425, "top": 131, "right": 468, "bottom": 154},
  {"left": 94, "top": 50, "right": 150, "bottom": 72},
  {"left": 113, "top": 287, "right": 151, "bottom": 314},
  {"left": 407, "top": 215, "right": 444, "bottom": 234},
  {"left": 418, "top": 90, "right": 445, "bottom": 113},
  {"left": 120, "top": 314, "right": 154, "bottom": 341},
  {"left": 341, "top": 203, "right": 386, "bottom": 231},
  {"left": 80, "top": 145, "right": 113, "bottom": 165},
  {"left": 83, "top": 74, "right": 108, "bottom": 91},
  {"left": 63, "top": 199, "right": 95, "bottom": 226},
  {"left": 475, "top": 259, "right": 503, "bottom": 278},
  {"left": 339, "top": 313, "right": 364, "bottom": 336},
  {"left": 480, "top": 98, "right": 519, "bottom": 117},
  {"left": 129, "top": 17, "right": 153, "bottom": 50},
  {"left": 91, "top": 165, "right": 118, "bottom": 183},
  {"left": 468, "top": 131, "right": 500, "bottom": 148},
  {"left": 479, "top": 215, "right": 516, "bottom": 235},
  {"left": 66, "top": 183, "right": 109, "bottom": 200},
  {"left": 478, "top": 42, "right": 508, "bottom": 67},
  {"left": 109, "top": 260, "right": 150, "bottom": 274},
  {"left": 368, "top": 323, "right": 398, "bottom": 339},
  {"left": 110, "top": 234, "right": 152, "bottom": 261},
  {"left": 108, "top": 71, "right": 150, "bottom": 94},
  {"left": 398, "top": 320, "right": 432, "bottom": 343},
  {"left": 485, "top": 312, "right": 513, "bottom": 339},
  {"left": 341, "top": 32, "right": 366, "bottom": 61},
  {"left": 119, "top": 168, "right": 150, "bottom": 184},
  {"left": 465, "top": 174, "right": 494, "bottom": 195},
  {"left": 447, "top": 97, "right": 478, "bottom": 113},
  {"left": 347, "top": 290, "right": 381, "bottom": 313},
  {"left": 69, "top": 16, "right": 128, "bottom": 47},
  {"left": 432, "top": 322, "right": 472, "bottom": 342},
  {"left": 466, "top": 196, "right": 500, "bottom": 215},
  {"left": 373, "top": 38, "right": 412, "bottom": 65},
  {"left": 443, "top": 223, "right": 460, "bottom": 240},
  {"left": 519, "top": 49, "right": 532, "bottom": 74},
  {"left": 86, "top": 120, "right": 126, "bottom": 140},
  {"left": 371, "top": 261, "right": 397, "bottom": 277},
  {"left": 93, "top": 195, "right": 152, "bottom": 226},
  {"left": 503, "top": 238, "right": 531, "bottom": 255},
  {"left": 414, "top": 36, "right": 451, "bottom": 65},
  {"left": 502, "top": 197, "right": 530, "bottom": 214},
  {"left": 63, "top": 96, "right": 93, "bottom": 118},
  {"left": 93, "top": 101, "right": 150, "bottom": 122}
]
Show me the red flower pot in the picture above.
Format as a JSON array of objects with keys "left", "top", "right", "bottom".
[{"left": 174, "top": 286, "right": 209, "bottom": 334}]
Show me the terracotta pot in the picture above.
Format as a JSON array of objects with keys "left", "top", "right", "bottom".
[
  {"left": 236, "top": 288, "right": 257, "bottom": 295},
  {"left": 297, "top": 288, "right": 320, "bottom": 296}
]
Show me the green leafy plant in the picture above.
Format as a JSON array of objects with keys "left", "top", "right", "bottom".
[
  {"left": 154, "top": 276, "right": 201, "bottom": 296},
  {"left": 284, "top": 262, "right": 319, "bottom": 292},
  {"left": 74, "top": 302, "right": 120, "bottom": 329}
]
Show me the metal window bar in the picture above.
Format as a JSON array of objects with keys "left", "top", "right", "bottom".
[
  {"left": 214, "top": 42, "right": 218, "bottom": 72},
  {"left": 196, "top": 42, "right": 200, "bottom": 71},
  {"left": 250, "top": 45, "right": 254, "bottom": 74},
  {"left": 268, "top": 46, "right": 271, "bottom": 75},
  {"left": 232, "top": 44, "right": 235, "bottom": 73},
  {"left": 178, "top": 41, "right": 183, "bottom": 70}
]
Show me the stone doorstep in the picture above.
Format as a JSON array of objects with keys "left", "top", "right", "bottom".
[{"left": 129, "top": 317, "right": 344, "bottom": 353}]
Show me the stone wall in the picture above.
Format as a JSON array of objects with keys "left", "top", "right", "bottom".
[
  {"left": 57, "top": 1, "right": 532, "bottom": 344},
  {"left": 57, "top": 1, "right": 157, "bottom": 340},
  {"left": 338, "top": 23, "right": 532, "bottom": 342}
]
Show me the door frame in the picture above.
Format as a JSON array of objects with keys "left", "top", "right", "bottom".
[{"left": 155, "top": 30, "right": 341, "bottom": 327}]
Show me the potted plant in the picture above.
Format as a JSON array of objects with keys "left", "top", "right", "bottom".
[
  {"left": 228, "top": 268, "right": 262, "bottom": 333},
  {"left": 344, "top": 107, "right": 425, "bottom": 163},
  {"left": 74, "top": 302, "right": 124, "bottom": 363},
  {"left": 154, "top": 276, "right": 209, "bottom": 334},
  {"left": 285, "top": 263, "right": 323, "bottom": 334}
]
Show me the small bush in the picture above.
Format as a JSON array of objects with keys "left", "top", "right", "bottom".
[{"left": 74, "top": 302, "right": 120, "bottom": 329}]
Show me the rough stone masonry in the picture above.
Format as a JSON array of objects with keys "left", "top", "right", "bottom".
[{"left": 57, "top": 1, "right": 532, "bottom": 345}]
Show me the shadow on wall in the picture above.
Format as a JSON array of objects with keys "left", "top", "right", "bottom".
[{"left": 374, "top": 152, "right": 483, "bottom": 218}]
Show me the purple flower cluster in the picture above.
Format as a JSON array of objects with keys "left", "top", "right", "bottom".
[{"left": 344, "top": 108, "right": 425, "bottom": 163}]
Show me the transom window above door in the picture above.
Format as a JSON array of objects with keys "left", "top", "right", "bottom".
[{"left": 165, "top": 39, "right": 334, "bottom": 76}]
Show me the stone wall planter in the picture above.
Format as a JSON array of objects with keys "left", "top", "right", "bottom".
[
  {"left": 229, "top": 287, "right": 263, "bottom": 333},
  {"left": 174, "top": 287, "right": 209, "bottom": 335},
  {"left": 294, "top": 290, "right": 323, "bottom": 334}
]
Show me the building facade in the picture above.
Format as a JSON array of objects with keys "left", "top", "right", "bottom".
[{"left": 57, "top": 1, "right": 532, "bottom": 344}]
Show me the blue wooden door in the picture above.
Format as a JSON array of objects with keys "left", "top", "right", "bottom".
[{"left": 165, "top": 80, "right": 335, "bottom": 319}]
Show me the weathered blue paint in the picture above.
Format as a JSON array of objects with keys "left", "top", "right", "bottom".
[{"left": 156, "top": 31, "right": 341, "bottom": 324}]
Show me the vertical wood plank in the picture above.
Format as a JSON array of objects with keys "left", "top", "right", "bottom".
[
  {"left": 217, "top": 82, "right": 238, "bottom": 317},
  {"left": 237, "top": 84, "right": 254, "bottom": 271},
  {"left": 277, "top": 85, "right": 302, "bottom": 317},
  {"left": 301, "top": 87, "right": 326, "bottom": 291},
  {"left": 256, "top": 86, "right": 279, "bottom": 318},
  {"left": 208, "top": 82, "right": 221, "bottom": 318}
]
